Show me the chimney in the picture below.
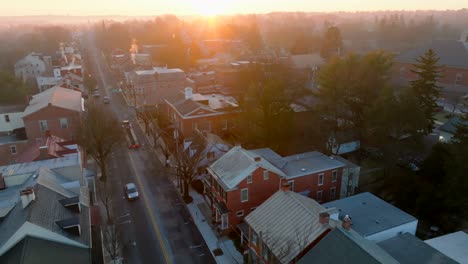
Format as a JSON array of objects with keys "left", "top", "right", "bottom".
[
  {"left": 38, "top": 145, "right": 49, "bottom": 160},
  {"left": 184, "top": 87, "right": 193, "bottom": 100},
  {"left": 342, "top": 215, "right": 352, "bottom": 230},
  {"left": 281, "top": 182, "right": 290, "bottom": 192},
  {"left": 254, "top": 157, "right": 261, "bottom": 162},
  {"left": 319, "top": 212, "right": 330, "bottom": 225},
  {"left": 20, "top": 187, "right": 36, "bottom": 208}
]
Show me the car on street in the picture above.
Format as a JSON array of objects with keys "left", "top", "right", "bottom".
[
  {"left": 124, "top": 183, "right": 139, "bottom": 200},
  {"left": 103, "top": 96, "right": 110, "bottom": 104}
]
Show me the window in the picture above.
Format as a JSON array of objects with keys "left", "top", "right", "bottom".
[
  {"left": 247, "top": 174, "right": 253, "bottom": 184},
  {"left": 39, "top": 120, "right": 48, "bottom": 131},
  {"left": 201, "top": 121, "right": 211, "bottom": 132},
  {"left": 241, "top": 188, "right": 248, "bottom": 202},
  {"left": 317, "top": 190, "right": 323, "bottom": 202},
  {"left": 330, "top": 187, "right": 336, "bottom": 200},
  {"left": 252, "top": 233, "right": 258, "bottom": 246},
  {"left": 288, "top": 180, "right": 294, "bottom": 191},
  {"left": 207, "top": 151, "right": 215, "bottom": 159},
  {"left": 10, "top": 145, "right": 17, "bottom": 155},
  {"left": 455, "top": 73, "right": 463, "bottom": 86},
  {"left": 59, "top": 118, "right": 68, "bottom": 128},
  {"left": 318, "top": 173, "right": 324, "bottom": 186},
  {"left": 4, "top": 115, "right": 10, "bottom": 122},
  {"left": 222, "top": 119, "right": 228, "bottom": 130},
  {"left": 236, "top": 210, "right": 244, "bottom": 217},
  {"left": 263, "top": 170, "right": 269, "bottom": 180},
  {"left": 332, "top": 170, "right": 337, "bottom": 182}
]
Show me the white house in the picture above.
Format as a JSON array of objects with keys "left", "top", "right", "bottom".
[
  {"left": 0, "top": 104, "right": 25, "bottom": 134},
  {"left": 14, "top": 52, "right": 50, "bottom": 82},
  {"left": 323, "top": 192, "right": 418, "bottom": 242}
]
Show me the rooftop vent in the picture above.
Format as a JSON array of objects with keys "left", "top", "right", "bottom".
[
  {"left": 20, "top": 187, "right": 35, "bottom": 208},
  {"left": 301, "top": 168, "right": 307, "bottom": 172}
]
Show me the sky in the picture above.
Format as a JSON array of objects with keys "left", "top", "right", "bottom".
[{"left": 1, "top": 0, "right": 467, "bottom": 16}]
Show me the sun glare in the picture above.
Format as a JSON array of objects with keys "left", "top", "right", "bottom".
[{"left": 192, "top": 0, "right": 229, "bottom": 16}]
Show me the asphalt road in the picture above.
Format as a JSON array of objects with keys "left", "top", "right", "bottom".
[{"left": 83, "top": 32, "right": 215, "bottom": 264}]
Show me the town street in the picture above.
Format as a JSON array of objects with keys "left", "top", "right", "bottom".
[{"left": 84, "top": 31, "right": 215, "bottom": 264}]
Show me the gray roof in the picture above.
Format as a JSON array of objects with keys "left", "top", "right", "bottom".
[
  {"left": 208, "top": 146, "right": 286, "bottom": 190},
  {"left": 250, "top": 148, "right": 345, "bottom": 178},
  {"left": 245, "top": 190, "right": 337, "bottom": 264},
  {"left": 0, "top": 152, "right": 79, "bottom": 177},
  {"left": 396, "top": 40, "right": 468, "bottom": 69},
  {"left": 378, "top": 233, "right": 458, "bottom": 264},
  {"left": 0, "top": 235, "right": 91, "bottom": 264},
  {"left": 23, "top": 87, "right": 82, "bottom": 118},
  {"left": 425, "top": 231, "right": 468, "bottom": 264},
  {"left": 438, "top": 116, "right": 468, "bottom": 134},
  {"left": 0, "top": 180, "right": 90, "bottom": 254},
  {"left": 323, "top": 192, "right": 417, "bottom": 237},
  {"left": 0, "top": 104, "right": 26, "bottom": 114},
  {"left": 299, "top": 227, "right": 399, "bottom": 264}
]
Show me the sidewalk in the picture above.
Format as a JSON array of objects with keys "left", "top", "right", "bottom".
[{"left": 186, "top": 189, "right": 244, "bottom": 264}]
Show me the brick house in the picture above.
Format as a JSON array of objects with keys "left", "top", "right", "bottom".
[
  {"left": 393, "top": 31, "right": 468, "bottom": 95},
  {"left": 203, "top": 146, "right": 346, "bottom": 234},
  {"left": 165, "top": 88, "right": 240, "bottom": 139},
  {"left": 22, "top": 87, "right": 83, "bottom": 141}
]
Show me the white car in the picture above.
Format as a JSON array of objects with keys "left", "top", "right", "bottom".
[{"left": 124, "top": 183, "right": 139, "bottom": 201}]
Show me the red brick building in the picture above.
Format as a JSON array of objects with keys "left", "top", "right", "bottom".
[
  {"left": 165, "top": 88, "right": 240, "bottom": 139},
  {"left": 203, "top": 146, "right": 346, "bottom": 234},
  {"left": 22, "top": 87, "right": 83, "bottom": 141},
  {"left": 393, "top": 33, "right": 468, "bottom": 95}
]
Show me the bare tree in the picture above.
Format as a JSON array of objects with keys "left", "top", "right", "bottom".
[
  {"left": 174, "top": 131, "right": 207, "bottom": 202},
  {"left": 102, "top": 223, "right": 122, "bottom": 263},
  {"left": 97, "top": 179, "right": 113, "bottom": 224},
  {"left": 77, "top": 103, "right": 124, "bottom": 182}
]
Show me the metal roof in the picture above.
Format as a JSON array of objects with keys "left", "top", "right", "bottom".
[
  {"left": 378, "top": 233, "right": 458, "bottom": 264},
  {"left": 245, "top": 190, "right": 336, "bottom": 264},
  {"left": 0, "top": 153, "right": 79, "bottom": 177},
  {"left": 396, "top": 40, "right": 468, "bottom": 69},
  {"left": 250, "top": 148, "right": 345, "bottom": 179},
  {"left": 299, "top": 227, "right": 399, "bottom": 264},
  {"left": 23, "top": 87, "right": 82, "bottom": 117},
  {"left": 208, "top": 146, "right": 286, "bottom": 190},
  {"left": 323, "top": 192, "right": 417, "bottom": 237}
]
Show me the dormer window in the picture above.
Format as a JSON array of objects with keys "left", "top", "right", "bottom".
[
  {"left": 56, "top": 218, "right": 81, "bottom": 236},
  {"left": 59, "top": 196, "right": 81, "bottom": 213}
]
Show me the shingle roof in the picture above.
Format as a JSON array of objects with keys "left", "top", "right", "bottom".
[
  {"left": 245, "top": 190, "right": 336, "bottom": 264},
  {"left": 378, "top": 233, "right": 458, "bottom": 264},
  {"left": 396, "top": 40, "right": 468, "bottom": 69},
  {"left": 298, "top": 227, "right": 399, "bottom": 264},
  {"left": 323, "top": 192, "right": 417, "bottom": 238},
  {"left": 0, "top": 235, "right": 91, "bottom": 264},
  {"left": 0, "top": 184, "right": 90, "bottom": 253},
  {"left": 208, "top": 146, "right": 286, "bottom": 190},
  {"left": 23, "top": 87, "right": 82, "bottom": 117}
]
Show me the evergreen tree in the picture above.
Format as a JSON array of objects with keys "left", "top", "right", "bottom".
[
  {"left": 410, "top": 49, "right": 442, "bottom": 134},
  {"left": 452, "top": 99, "right": 468, "bottom": 145},
  {"left": 320, "top": 26, "right": 343, "bottom": 60}
]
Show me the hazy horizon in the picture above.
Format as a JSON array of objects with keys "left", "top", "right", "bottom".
[{"left": 1, "top": 0, "right": 467, "bottom": 17}]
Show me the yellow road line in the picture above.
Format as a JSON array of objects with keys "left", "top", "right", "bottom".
[{"left": 128, "top": 152, "right": 171, "bottom": 264}]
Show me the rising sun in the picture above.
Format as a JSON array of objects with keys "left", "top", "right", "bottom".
[{"left": 192, "top": 0, "right": 229, "bottom": 16}]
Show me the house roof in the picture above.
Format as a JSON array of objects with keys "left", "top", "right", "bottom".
[
  {"left": 425, "top": 231, "right": 468, "bottom": 264},
  {"left": 208, "top": 146, "right": 286, "bottom": 190},
  {"left": 396, "top": 40, "right": 468, "bottom": 69},
  {"left": 323, "top": 192, "right": 417, "bottom": 237},
  {"left": 0, "top": 104, "right": 26, "bottom": 114},
  {"left": 0, "top": 152, "right": 79, "bottom": 177},
  {"left": 438, "top": 116, "right": 468, "bottom": 134},
  {"left": 250, "top": 148, "right": 345, "bottom": 179},
  {"left": 245, "top": 190, "right": 337, "bottom": 264},
  {"left": 298, "top": 227, "right": 399, "bottom": 264},
  {"left": 166, "top": 92, "right": 238, "bottom": 118},
  {"left": 23, "top": 87, "right": 82, "bottom": 117},
  {"left": 15, "top": 135, "right": 77, "bottom": 164},
  {"left": 0, "top": 235, "right": 91, "bottom": 264},
  {"left": 378, "top": 233, "right": 458, "bottom": 264},
  {"left": 290, "top": 53, "right": 324, "bottom": 69},
  {"left": 0, "top": 183, "right": 90, "bottom": 255}
]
